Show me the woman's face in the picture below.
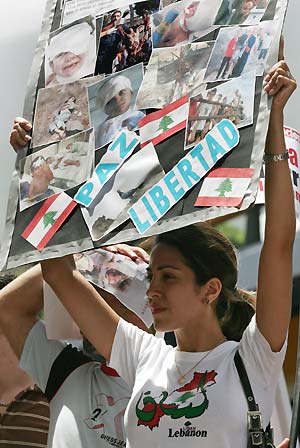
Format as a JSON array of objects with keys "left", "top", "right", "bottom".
[
  {"left": 104, "top": 88, "right": 132, "bottom": 117},
  {"left": 147, "top": 243, "right": 205, "bottom": 332},
  {"left": 51, "top": 51, "right": 86, "bottom": 78}
]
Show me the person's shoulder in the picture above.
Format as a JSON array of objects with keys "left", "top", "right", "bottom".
[{"left": 45, "top": 344, "right": 91, "bottom": 401}]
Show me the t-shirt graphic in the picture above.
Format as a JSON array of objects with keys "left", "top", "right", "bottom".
[
  {"left": 136, "top": 370, "right": 217, "bottom": 430},
  {"left": 84, "top": 392, "right": 129, "bottom": 443}
]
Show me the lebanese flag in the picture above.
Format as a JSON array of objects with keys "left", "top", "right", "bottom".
[
  {"left": 22, "top": 192, "right": 77, "bottom": 250},
  {"left": 139, "top": 96, "right": 189, "bottom": 148},
  {"left": 255, "top": 178, "right": 265, "bottom": 204},
  {"left": 195, "top": 168, "right": 254, "bottom": 207}
]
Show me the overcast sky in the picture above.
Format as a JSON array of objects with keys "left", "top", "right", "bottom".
[{"left": 0, "top": 0, "right": 299, "bottom": 242}]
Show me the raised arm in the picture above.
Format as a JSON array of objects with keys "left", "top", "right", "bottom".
[
  {"left": 41, "top": 255, "right": 119, "bottom": 361},
  {"left": 0, "top": 265, "right": 43, "bottom": 358},
  {"left": 40, "top": 243, "right": 149, "bottom": 361},
  {"left": 256, "top": 56, "right": 296, "bottom": 351}
]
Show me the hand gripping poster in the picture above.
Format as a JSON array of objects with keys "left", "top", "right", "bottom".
[{"left": 0, "top": 0, "right": 290, "bottom": 269}]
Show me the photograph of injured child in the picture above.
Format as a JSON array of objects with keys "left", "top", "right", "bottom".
[
  {"left": 151, "top": 0, "right": 222, "bottom": 48},
  {"left": 95, "top": 1, "right": 159, "bottom": 75},
  {"left": 74, "top": 248, "right": 152, "bottom": 326},
  {"left": 18, "top": 129, "right": 94, "bottom": 211},
  {"left": 88, "top": 63, "right": 145, "bottom": 148},
  {"left": 31, "top": 80, "right": 90, "bottom": 148},
  {"left": 45, "top": 16, "right": 97, "bottom": 87}
]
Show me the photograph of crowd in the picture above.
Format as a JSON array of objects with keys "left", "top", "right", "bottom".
[
  {"left": 214, "top": 0, "right": 271, "bottom": 26},
  {"left": 185, "top": 71, "right": 255, "bottom": 147},
  {"left": 19, "top": 129, "right": 94, "bottom": 211},
  {"left": 32, "top": 80, "right": 90, "bottom": 148},
  {"left": 151, "top": 0, "right": 223, "bottom": 48},
  {"left": 94, "top": 0, "right": 159, "bottom": 75},
  {"left": 204, "top": 20, "right": 276, "bottom": 81},
  {"left": 81, "top": 144, "right": 164, "bottom": 241},
  {"left": 88, "top": 63, "right": 145, "bottom": 148},
  {"left": 136, "top": 41, "right": 213, "bottom": 109},
  {"left": 45, "top": 16, "right": 97, "bottom": 87}
]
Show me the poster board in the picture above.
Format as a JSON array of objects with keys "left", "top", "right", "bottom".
[{"left": 0, "top": 0, "right": 289, "bottom": 270}]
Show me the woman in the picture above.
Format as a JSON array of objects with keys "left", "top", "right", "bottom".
[{"left": 36, "top": 57, "right": 297, "bottom": 447}]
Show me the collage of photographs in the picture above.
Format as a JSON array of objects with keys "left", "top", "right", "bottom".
[{"left": 21, "top": 0, "right": 277, "bottom": 242}]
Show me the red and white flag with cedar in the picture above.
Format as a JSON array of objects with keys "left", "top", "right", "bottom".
[
  {"left": 195, "top": 168, "right": 254, "bottom": 207},
  {"left": 22, "top": 192, "right": 77, "bottom": 250},
  {"left": 139, "top": 96, "right": 189, "bottom": 148}
]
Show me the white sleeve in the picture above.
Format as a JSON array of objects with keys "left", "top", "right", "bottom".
[
  {"left": 19, "top": 320, "right": 67, "bottom": 393},
  {"left": 109, "top": 318, "right": 165, "bottom": 390},
  {"left": 239, "top": 315, "right": 287, "bottom": 388}
]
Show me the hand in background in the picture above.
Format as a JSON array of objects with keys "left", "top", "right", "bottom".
[{"left": 10, "top": 117, "right": 32, "bottom": 151}]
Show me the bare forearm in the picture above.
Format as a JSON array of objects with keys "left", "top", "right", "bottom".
[
  {"left": 255, "top": 56, "right": 296, "bottom": 351},
  {"left": 264, "top": 110, "right": 296, "bottom": 248},
  {"left": 41, "top": 256, "right": 120, "bottom": 361},
  {"left": 0, "top": 265, "right": 43, "bottom": 358}
]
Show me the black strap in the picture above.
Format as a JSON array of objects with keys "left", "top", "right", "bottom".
[
  {"left": 45, "top": 344, "right": 90, "bottom": 402},
  {"left": 234, "top": 350, "right": 257, "bottom": 412},
  {"left": 234, "top": 350, "right": 275, "bottom": 447}
]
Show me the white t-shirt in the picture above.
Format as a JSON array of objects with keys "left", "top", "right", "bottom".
[
  {"left": 109, "top": 316, "right": 286, "bottom": 448},
  {"left": 20, "top": 320, "right": 131, "bottom": 448}
]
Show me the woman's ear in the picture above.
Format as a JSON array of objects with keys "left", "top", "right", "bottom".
[{"left": 203, "top": 277, "right": 222, "bottom": 305}]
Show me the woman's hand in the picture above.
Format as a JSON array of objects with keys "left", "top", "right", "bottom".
[
  {"left": 104, "top": 244, "right": 150, "bottom": 263},
  {"left": 10, "top": 117, "right": 32, "bottom": 151},
  {"left": 264, "top": 38, "right": 297, "bottom": 112},
  {"left": 264, "top": 60, "right": 296, "bottom": 111}
]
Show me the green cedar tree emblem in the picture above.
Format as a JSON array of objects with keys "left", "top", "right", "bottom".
[
  {"left": 43, "top": 211, "right": 58, "bottom": 228},
  {"left": 215, "top": 178, "right": 232, "bottom": 197},
  {"left": 158, "top": 115, "right": 174, "bottom": 133}
]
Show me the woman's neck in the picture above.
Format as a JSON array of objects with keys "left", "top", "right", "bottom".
[{"left": 175, "top": 314, "right": 226, "bottom": 352}]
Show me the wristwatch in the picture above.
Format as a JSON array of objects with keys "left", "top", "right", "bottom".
[{"left": 263, "top": 151, "right": 289, "bottom": 162}]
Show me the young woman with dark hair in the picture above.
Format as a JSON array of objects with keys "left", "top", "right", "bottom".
[{"left": 40, "top": 56, "right": 296, "bottom": 448}]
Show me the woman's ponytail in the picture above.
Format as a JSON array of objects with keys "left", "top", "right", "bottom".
[{"left": 216, "top": 287, "right": 256, "bottom": 341}]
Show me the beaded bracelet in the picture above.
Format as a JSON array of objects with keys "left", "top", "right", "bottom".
[{"left": 263, "top": 151, "right": 289, "bottom": 162}]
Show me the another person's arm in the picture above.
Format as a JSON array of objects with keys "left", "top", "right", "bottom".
[
  {"left": 255, "top": 54, "right": 296, "bottom": 351},
  {"left": 277, "top": 439, "right": 289, "bottom": 448},
  {"left": 0, "top": 265, "right": 43, "bottom": 358}
]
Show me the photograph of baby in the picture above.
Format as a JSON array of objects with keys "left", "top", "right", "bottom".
[
  {"left": 88, "top": 63, "right": 145, "bottom": 149},
  {"left": 214, "top": 0, "right": 270, "bottom": 26},
  {"left": 19, "top": 129, "right": 94, "bottom": 211},
  {"left": 32, "top": 79, "right": 90, "bottom": 148},
  {"left": 45, "top": 15, "right": 97, "bottom": 88},
  {"left": 136, "top": 41, "right": 214, "bottom": 109},
  {"left": 151, "top": 0, "right": 222, "bottom": 49},
  {"left": 95, "top": 1, "right": 159, "bottom": 76},
  {"left": 185, "top": 71, "right": 256, "bottom": 147},
  {"left": 81, "top": 144, "right": 164, "bottom": 241},
  {"left": 74, "top": 248, "right": 153, "bottom": 327},
  {"left": 204, "top": 20, "right": 276, "bottom": 81}
]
